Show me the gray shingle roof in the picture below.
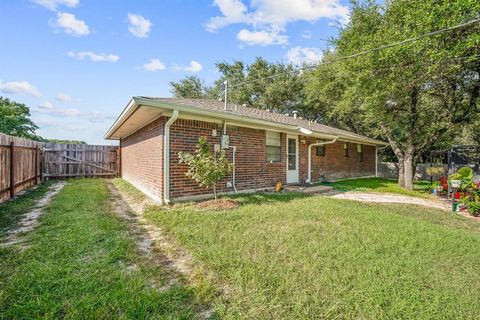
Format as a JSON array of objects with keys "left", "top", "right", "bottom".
[{"left": 138, "top": 97, "right": 387, "bottom": 145}]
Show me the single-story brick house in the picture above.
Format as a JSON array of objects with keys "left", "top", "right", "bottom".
[{"left": 105, "top": 97, "right": 388, "bottom": 203}]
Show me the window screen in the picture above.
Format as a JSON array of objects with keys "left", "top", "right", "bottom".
[
  {"left": 357, "top": 144, "right": 363, "bottom": 162},
  {"left": 266, "top": 131, "right": 281, "bottom": 162},
  {"left": 316, "top": 140, "right": 326, "bottom": 156}
]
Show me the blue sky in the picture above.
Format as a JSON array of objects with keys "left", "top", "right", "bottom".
[{"left": 0, "top": 0, "right": 350, "bottom": 144}]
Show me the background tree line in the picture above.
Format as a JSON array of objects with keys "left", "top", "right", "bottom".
[
  {"left": 170, "top": 0, "right": 480, "bottom": 190},
  {"left": 0, "top": 97, "right": 86, "bottom": 144}
]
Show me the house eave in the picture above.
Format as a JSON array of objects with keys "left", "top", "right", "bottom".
[{"left": 105, "top": 97, "right": 389, "bottom": 146}]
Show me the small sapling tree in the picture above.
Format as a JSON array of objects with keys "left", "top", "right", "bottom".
[{"left": 178, "top": 137, "right": 232, "bottom": 200}]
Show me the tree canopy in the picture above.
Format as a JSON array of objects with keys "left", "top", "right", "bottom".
[
  {"left": 307, "top": 0, "right": 480, "bottom": 189},
  {"left": 0, "top": 97, "right": 39, "bottom": 140},
  {"left": 169, "top": 0, "right": 480, "bottom": 190}
]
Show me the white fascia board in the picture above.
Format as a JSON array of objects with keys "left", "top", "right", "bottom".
[
  {"left": 110, "top": 97, "right": 388, "bottom": 146},
  {"left": 104, "top": 98, "right": 138, "bottom": 139}
]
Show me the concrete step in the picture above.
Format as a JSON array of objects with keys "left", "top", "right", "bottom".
[{"left": 284, "top": 184, "right": 334, "bottom": 194}]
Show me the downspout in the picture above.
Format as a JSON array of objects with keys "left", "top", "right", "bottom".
[
  {"left": 223, "top": 120, "right": 237, "bottom": 194},
  {"left": 163, "top": 109, "right": 179, "bottom": 204},
  {"left": 307, "top": 137, "right": 338, "bottom": 184},
  {"left": 375, "top": 145, "right": 389, "bottom": 177}
]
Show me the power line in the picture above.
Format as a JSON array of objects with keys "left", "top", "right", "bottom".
[{"left": 223, "top": 17, "right": 480, "bottom": 91}]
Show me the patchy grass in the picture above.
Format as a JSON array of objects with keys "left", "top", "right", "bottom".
[
  {"left": 145, "top": 192, "right": 480, "bottom": 319},
  {"left": 0, "top": 182, "right": 53, "bottom": 237},
  {"left": 0, "top": 179, "right": 202, "bottom": 319},
  {"left": 112, "top": 178, "right": 147, "bottom": 202},
  {"left": 327, "top": 177, "right": 432, "bottom": 198}
]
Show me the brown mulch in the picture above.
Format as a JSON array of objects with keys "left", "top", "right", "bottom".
[{"left": 196, "top": 199, "right": 239, "bottom": 210}]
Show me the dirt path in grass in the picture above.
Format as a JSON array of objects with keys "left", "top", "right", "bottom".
[
  {"left": 106, "top": 181, "right": 216, "bottom": 319},
  {"left": 1, "top": 182, "right": 66, "bottom": 248},
  {"left": 331, "top": 192, "right": 450, "bottom": 210}
]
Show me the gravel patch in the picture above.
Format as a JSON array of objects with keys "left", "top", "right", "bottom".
[{"left": 331, "top": 192, "right": 450, "bottom": 211}]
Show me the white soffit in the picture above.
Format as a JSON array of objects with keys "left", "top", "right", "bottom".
[{"left": 111, "top": 106, "right": 163, "bottom": 139}]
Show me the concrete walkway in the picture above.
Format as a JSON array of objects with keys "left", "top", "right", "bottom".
[{"left": 331, "top": 192, "right": 450, "bottom": 211}]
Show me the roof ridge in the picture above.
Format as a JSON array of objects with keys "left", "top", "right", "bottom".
[{"left": 136, "top": 97, "right": 386, "bottom": 145}]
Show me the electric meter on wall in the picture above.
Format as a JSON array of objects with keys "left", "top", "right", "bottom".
[{"left": 221, "top": 135, "right": 229, "bottom": 149}]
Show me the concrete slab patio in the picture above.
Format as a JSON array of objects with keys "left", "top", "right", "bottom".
[{"left": 331, "top": 192, "right": 450, "bottom": 210}]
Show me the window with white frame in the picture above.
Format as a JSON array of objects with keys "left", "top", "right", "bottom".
[
  {"left": 266, "top": 131, "right": 281, "bottom": 162},
  {"left": 316, "top": 139, "right": 326, "bottom": 156},
  {"left": 357, "top": 144, "right": 363, "bottom": 162}
]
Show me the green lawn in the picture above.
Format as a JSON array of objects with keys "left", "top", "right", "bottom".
[
  {"left": 0, "top": 179, "right": 203, "bottom": 319},
  {"left": 144, "top": 191, "right": 480, "bottom": 319},
  {"left": 326, "top": 177, "right": 432, "bottom": 198}
]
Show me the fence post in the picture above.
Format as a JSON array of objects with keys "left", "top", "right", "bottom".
[
  {"left": 9, "top": 141, "right": 15, "bottom": 198},
  {"left": 35, "top": 146, "right": 39, "bottom": 184}
]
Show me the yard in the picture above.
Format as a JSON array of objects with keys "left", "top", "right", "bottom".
[
  {"left": 326, "top": 177, "right": 432, "bottom": 198},
  {"left": 1, "top": 178, "right": 480, "bottom": 319},
  {"left": 0, "top": 179, "right": 204, "bottom": 319},
  {"left": 143, "top": 188, "right": 480, "bottom": 318}
]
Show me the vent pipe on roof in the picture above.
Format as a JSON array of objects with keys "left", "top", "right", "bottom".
[
  {"left": 292, "top": 110, "right": 298, "bottom": 119},
  {"left": 223, "top": 80, "right": 228, "bottom": 110}
]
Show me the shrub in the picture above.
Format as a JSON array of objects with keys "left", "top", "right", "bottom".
[
  {"left": 426, "top": 166, "right": 445, "bottom": 177},
  {"left": 449, "top": 167, "right": 474, "bottom": 190},
  {"left": 178, "top": 137, "right": 232, "bottom": 200},
  {"left": 466, "top": 201, "right": 480, "bottom": 217}
]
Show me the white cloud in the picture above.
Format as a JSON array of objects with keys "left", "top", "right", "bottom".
[
  {"left": 207, "top": 0, "right": 349, "bottom": 30},
  {"left": 38, "top": 101, "right": 55, "bottom": 110},
  {"left": 285, "top": 46, "right": 323, "bottom": 65},
  {"left": 35, "top": 101, "right": 113, "bottom": 122},
  {"left": 55, "top": 93, "right": 73, "bottom": 102},
  {"left": 143, "top": 59, "right": 166, "bottom": 72},
  {"left": 53, "top": 12, "right": 90, "bottom": 36},
  {"left": 206, "top": 0, "right": 349, "bottom": 46},
  {"left": 0, "top": 81, "right": 41, "bottom": 97},
  {"left": 127, "top": 13, "right": 152, "bottom": 38},
  {"left": 206, "top": 0, "right": 249, "bottom": 32},
  {"left": 183, "top": 61, "right": 203, "bottom": 73},
  {"left": 36, "top": 102, "right": 81, "bottom": 117},
  {"left": 175, "top": 61, "right": 203, "bottom": 73},
  {"left": 301, "top": 30, "right": 312, "bottom": 39},
  {"left": 31, "top": 0, "right": 78, "bottom": 11},
  {"left": 67, "top": 51, "right": 119, "bottom": 62},
  {"left": 237, "top": 29, "right": 287, "bottom": 46}
]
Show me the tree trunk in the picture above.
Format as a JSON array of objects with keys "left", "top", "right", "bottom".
[
  {"left": 404, "top": 154, "right": 414, "bottom": 191},
  {"left": 213, "top": 184, "right": 217, "bottom": 200},
  {"left": 398, "top": 160, "right": 405, "bottom": 188}
]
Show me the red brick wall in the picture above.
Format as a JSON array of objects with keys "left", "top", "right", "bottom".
[
  {"left": 120, "top": 116, "right": 376, "bottom": 202},
  {"left": 299, "top": 137, "right": 375, "bottom": 182},
  {"left": 169, "top": 119, "right": 286, "bottom": 200},
  {"left": 120, "top": 117, "right": 165, "bottom": 201}
]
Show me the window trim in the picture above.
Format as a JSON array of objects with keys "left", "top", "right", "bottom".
[
  {"left": 266, "top": 131, "right": 281, "bottom": 163},
  {"left": 316, "top": 140, "right": 326, "bottom": 156},
  {"left": 357, "top": 144, "right": 363, "bottom": 162},
  {"left": 344, "top": 142, "right": 349, "bottom": 158}
]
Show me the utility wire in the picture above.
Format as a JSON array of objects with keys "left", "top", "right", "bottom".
[{"left": 223, "top": 17, "right": 480, "bottom": 91}]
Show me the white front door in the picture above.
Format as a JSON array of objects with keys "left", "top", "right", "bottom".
[{"left": 286, "top": 135, "right": 299, "bottom": 183}]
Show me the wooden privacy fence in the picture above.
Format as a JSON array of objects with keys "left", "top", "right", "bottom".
[
  {"left": 0, "top": 133, "right": 42, "bottom": 202},
  {"left": 0, "top": 133, "right": 119, "bottom": 202},
  {"left": 43, "top": 143, "right": 118, "bottom": 179}
]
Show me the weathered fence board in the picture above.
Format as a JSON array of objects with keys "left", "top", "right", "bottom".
[
  {"left": 0, "top": 133, "right": 119, "bottom": 203},
  {"left": 42, "top": 143, "right": 118, "bottom": 179},
  {"left": 0, "top": 133, "right": 42, "bottom": 202}
]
